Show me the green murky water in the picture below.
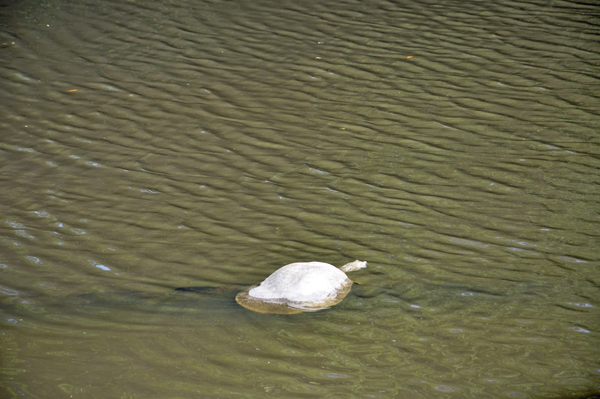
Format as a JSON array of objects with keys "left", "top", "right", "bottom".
[{"left": 1, "top": 0, "right": 599, "bottom": 397}]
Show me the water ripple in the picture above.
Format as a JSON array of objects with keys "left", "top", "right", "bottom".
[{"left": 0, "top": 0, "right": 599, "bottom": 398}]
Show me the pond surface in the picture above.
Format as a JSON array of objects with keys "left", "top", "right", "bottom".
[{"left": 1, "top": 0, "right": 599, "bottom": 398}]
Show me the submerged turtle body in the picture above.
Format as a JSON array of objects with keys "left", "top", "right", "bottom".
[{"left": 236, "top": 260, "right": 367, "bottom": 314}]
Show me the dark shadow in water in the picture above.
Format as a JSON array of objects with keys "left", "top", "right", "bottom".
[
  {"left": 0, "top": 285, "right": 250, "bottom": 321},
  {"left": 0, "top": 279, "right": 554, "bottom": 319}
]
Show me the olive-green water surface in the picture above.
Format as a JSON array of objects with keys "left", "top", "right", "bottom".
[{"left": 1, "top": 0, "right": 599, "bottom": 398}]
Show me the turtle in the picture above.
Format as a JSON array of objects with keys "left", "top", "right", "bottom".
[{"left": 235, "top": 260, "right": 367, "bottom": 314}]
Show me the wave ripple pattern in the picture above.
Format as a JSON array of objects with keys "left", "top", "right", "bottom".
[{"left": 0, "top": 0, "right": 599, "bottom": 398}]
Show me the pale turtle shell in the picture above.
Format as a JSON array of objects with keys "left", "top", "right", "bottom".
[{"left": 236, "top": 260, "right": 367, "bottom": 314}]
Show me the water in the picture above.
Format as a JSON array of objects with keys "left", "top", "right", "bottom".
[{"left": 1, "top": 0, "right": 599, "bottom": 397}]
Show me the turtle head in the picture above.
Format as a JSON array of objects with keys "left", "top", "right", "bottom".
[{"left": 340, "top": 260, "right": 367, "bottom": 273}]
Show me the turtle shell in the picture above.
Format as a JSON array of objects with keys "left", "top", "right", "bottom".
[{"left": 236, "top": 261, "right": 355, "bottom": 314}]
